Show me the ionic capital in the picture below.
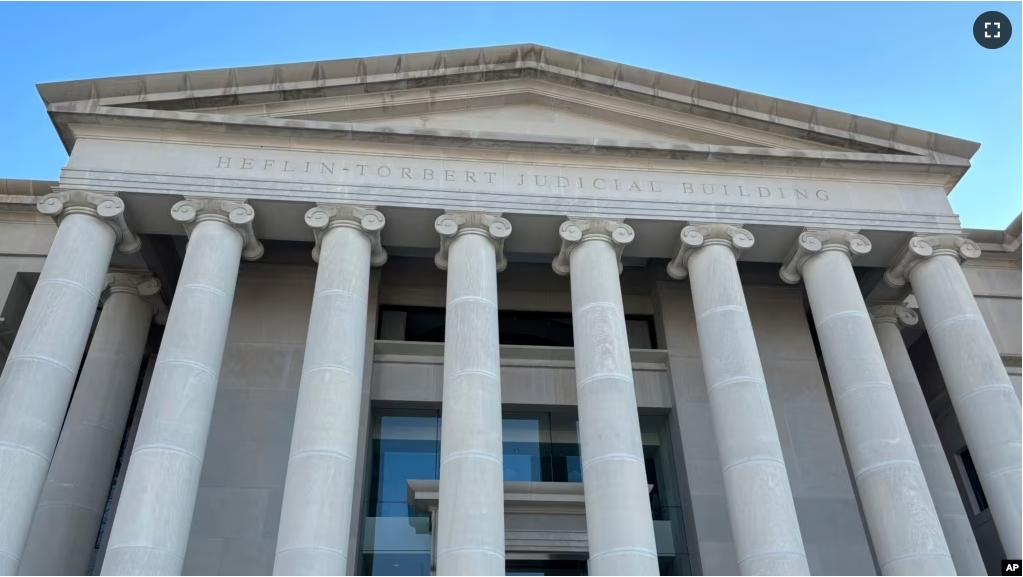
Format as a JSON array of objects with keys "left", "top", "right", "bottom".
[
  {"left": 104, "top": 271, "right": 169, "bottom": 325},
  {"left": 305, "top": 204, "right": 387, "bottom": 266},
  {"left": 867, "top": 304, "right": 920, "bottom": 331},
  {"left": 552, "top": 218, "right": 634, "bottom": 276},
  {"left": 779, "top": 228, "right": 871, "bottom": 284},
  {"left": 434, "top": 212, "right": 512, "bottom": 272},
  {"left": 884, "top": 235, "right": 982, "bottom": 287},
  {"left": 666, "top": 223, "right": 754, "bottom": 280},
  {"left": 38, "top": 189, "right": 140, "bottom": 254},
  {"left": 170, "top": 198, "right": 264, "bottom": 261}
]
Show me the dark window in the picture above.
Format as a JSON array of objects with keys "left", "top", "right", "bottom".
[
  {"left": 959, "top": 448, "right": 989, "bottom": 512},
  {"left": 506, "top": 559, "right": 589, "bottom": 575},
  {"left": 377, "top": 306, "right": 657, "bottom": 349}
]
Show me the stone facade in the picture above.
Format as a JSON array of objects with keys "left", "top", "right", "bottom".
[{"left": 0, "top": 45, "right": 1019, "bottom": 576}]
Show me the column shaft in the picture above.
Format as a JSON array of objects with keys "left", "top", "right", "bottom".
[
  {"left": 800, "top": 247, "right": 954, "bottom": 575},
  {"left": 685, "top": 239, "right": 809, "bottom": 575},
  {"left": 436, "top": 231, "right": 506, "bottom": 576},
  {"left": 871, "top": 308, "right": 987, "bottom": 576},
  {"left": 19, "top": 281, "right": 155, "bottom": 576},
  {"left": 274, "top": 223, "right": 375, "bottom": 574},
  {"left": 0, "top": 212, "right": 116, "bottom": 575},
  {"left": 560, "top": 225, "right": 658, "bottom": 576},
  {"left": 101, "top": 218, "right": 245, "bottom": 575},
  {"left": 910, "top": 254, "right": 1023, "bottom": 558}
]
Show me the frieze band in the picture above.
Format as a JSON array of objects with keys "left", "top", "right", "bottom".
[{"left": 213, "top": 155, "right": 832, "bottom": 202}]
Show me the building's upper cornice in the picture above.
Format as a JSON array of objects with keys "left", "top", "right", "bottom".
[{"left": 36, "top": 43, "right": 980, "bottom": 163}]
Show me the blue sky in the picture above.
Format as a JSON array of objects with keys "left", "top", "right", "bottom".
[{"left": 0, "top": 2, "right": 1019, "bottom": 229}]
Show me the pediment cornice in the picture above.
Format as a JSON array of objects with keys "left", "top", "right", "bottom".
[{"left": 38, "top": 43, "right": 979, "bottom": 165}]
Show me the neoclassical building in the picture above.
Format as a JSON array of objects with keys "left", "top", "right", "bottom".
[{"left": 0, "top": 44, "right": 1019, "bottom": 577}]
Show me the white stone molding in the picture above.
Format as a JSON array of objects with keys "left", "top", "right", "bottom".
[
  {"left": 305, "top": 204, "right": 387, "bottom": 266},
  {"left": 434, "top": 211, "right": 512, "bottom": 272},
  {"left": 666, "top": 222, "right": 754, "bottom": 280},
  {"left": 38, "top": 189, "right": 141, "bottom": 254},
  {"left": 867, "top": 303, "right": 919, "bottom": 330},
  {"left": 884, "top": 235, "right": 982, "bottom": 287},
  {"left": 779, "top": 228, "right": 871, "bottom": 284},
  {"left": 171, "top": 198, "right": 264, "bottom": 261},
  {"left": 552, "top": 218, "right": 634, "bottom": 276},
  {"left": 104, "top": 271, "right": 169, "bottom": 325}
]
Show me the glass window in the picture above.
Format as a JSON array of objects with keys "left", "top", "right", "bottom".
[
  {"left": 502, "top": 414, "right": 551, "bottom": 482},
  {"left": 361, "top": 409, "right": 689, "bottom": 575},
  {"left": 361, "top": 411, "right": 440, "bottom": 576},
  {"left": 360, "top": 553, "right": 431, "bottom": 576}
]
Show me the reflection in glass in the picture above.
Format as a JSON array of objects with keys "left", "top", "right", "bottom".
[
  {"left": 361, "top": 411, "right": 440, "bottom": 576},
  {"left": 359, "top": 410, "right": 690, "bottom": 575},
  {"left": 502, "top": 414, "right": 550, "bottom": 482}
]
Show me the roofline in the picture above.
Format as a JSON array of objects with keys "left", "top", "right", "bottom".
[{"left": 36, "top": 43, "right": 981, "bottom": 161}]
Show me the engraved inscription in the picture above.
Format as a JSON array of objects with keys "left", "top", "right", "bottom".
[{"left": 212, "top": 155, "right": 831, "bottom": 202}]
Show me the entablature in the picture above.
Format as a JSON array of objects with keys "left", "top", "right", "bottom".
[{"left": 53, "top": 124, "right": 968, "bottom": 269}]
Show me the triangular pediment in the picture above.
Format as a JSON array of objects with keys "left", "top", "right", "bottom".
[
  {"left": 349, "top": 103, "right": 718, "bottom": 145},
  {"left": 36, "top": 43, "right": 979, "bottom": 184},
  {"left": 192, "top": 79, "right": 847, "bottom": 150}
]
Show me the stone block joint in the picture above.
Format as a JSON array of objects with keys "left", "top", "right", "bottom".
[
  {"left": 552, "top": 218, "right": 634, "bottom": 276},
  {"left": 38, "top": 189, "right": 141, "bottom": 254},
  {"left": 434, "top": 211, "right": 512, "bottom": 272},
  {"left": 171, "top": 198, "right": 264, "bottom": 261},
  {"left": 305, "top": 204, "right": 387, "bottom": 266}
]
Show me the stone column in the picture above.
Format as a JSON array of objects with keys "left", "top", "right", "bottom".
[
  {"left": 869, "top": 304, "right": 988, "bottom": 576},
  {"left": 433, "top": 212, "right": 511, "bottom": 576},
  {"left": 780, "top": 229, "right": 954, "bottom": 576},
  {"left": 668, "top": 224, "right": 809, "bottom": 576},
  {"left": 19, "top": 272, "right": 165, "bottom": 576},
  {"left": 886, "top": 235, "right": 1022, "bottom": 558},
  {"left": 0, "top": 190, "right": 139, "bottom": 575},
  {"left": 274, "top": 205, "right": 387, "bottom": 576},
  {"left": 101, "top": 199, "right": 262, "bottom": 576},
  {"left": 553, "top": 218, "right": 659, "bottom": 576}
]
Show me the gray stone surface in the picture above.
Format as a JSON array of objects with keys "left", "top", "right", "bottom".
[
  {"left": 102, "top": 202, "right": 261, "bottom": 575},
  {"left": 554, "top": 219, "right": 659, "bottom": 576},
  {"left": 0, "top": 197, "right": 122, "bottom": 575},
  {"left": 655, "top": 281, "right": 876, "bottom": 576},
  {"left": 434, "top": 213, "right": 509, "bottom": 576},
  {"left": 787, "top": 231, "right": 954, "bottom": 575},
  {"left": 668, "top": 224, "right": 808, "bottom": 575},
  {"left": 20, "top": 274, "right": 158, "bottom": 576},
  {"left": 274, "top": 206, "right": 384, "bottom": 575},
  {"left": 183, "top": 266, "right": 312, "bottom": 575},
  {"left": 905, "top": 244, "right": 1023, "bottom": 559}
]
